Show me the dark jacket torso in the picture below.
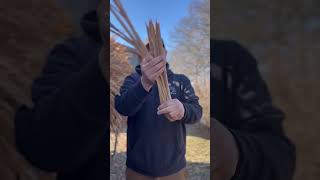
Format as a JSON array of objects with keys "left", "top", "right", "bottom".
[{"left": 115, "top": 66, "right": 202, "bottom": 177}]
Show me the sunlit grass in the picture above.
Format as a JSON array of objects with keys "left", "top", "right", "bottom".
[{"left": 186, "top": 135, "right": 210, "bottom": 163}]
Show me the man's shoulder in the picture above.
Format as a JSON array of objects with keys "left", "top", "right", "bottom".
[
  {"left": 171, "top": 73, "right": 192, "bottom": 86},
  {"left": 173, "top": 73, "right": 189, "bottom": 80}
]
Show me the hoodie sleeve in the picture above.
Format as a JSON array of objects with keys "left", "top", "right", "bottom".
[
  {"left": 14, "top": 38, "right": 108, "bottom": 173},
  {"left": 180, "top": 76, "right": 203, "bottom": 124},
  {"left": 115, "top": 74, "right": 150, "bottom": 116},
  {"left": 228, "top": 42, "right": 295, "bottom": 180}
]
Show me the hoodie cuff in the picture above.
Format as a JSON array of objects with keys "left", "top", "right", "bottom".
[{"left": 180, "top": 103, "right": 189, "bottom": 123}]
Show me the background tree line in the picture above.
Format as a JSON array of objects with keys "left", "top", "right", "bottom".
[{"left": 170, "top": 0, "right": 210, "bottom": 127}]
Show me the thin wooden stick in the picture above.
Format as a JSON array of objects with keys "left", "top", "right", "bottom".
[
  {"left": 114, "top": 0, "right": 144, "bottom": 45},
  {"left": 110, "top": 5, "right": 136, "bottom": 44},
  {"left": 110, "top": 0, "right": 171, "bottom": 103},
  {"left": 113, "top": 0, "right": 147, "bottom": 56},
  {"left": 110, "top": 23, "right": 131, "bottom": 40},
  {"left": 110, "top": 28, "right": 132, "bottom": 43}
]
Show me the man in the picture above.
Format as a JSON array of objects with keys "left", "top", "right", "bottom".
[
  {"left": 115, "top": 41, "right": 202, "bottom": 180},
  {"left": 211, "top": 39, "right": 296, "bottom": 180},
  {"left": 14, "top": 1, "right": 109, "bottom": 180}
]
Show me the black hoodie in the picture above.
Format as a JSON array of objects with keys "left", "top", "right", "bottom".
[
  {"left": 15, "top": 11, "right": 108, "bottom": 180},
  {"left": 115, "top": 63, "right": 202, "bottom": 176}
]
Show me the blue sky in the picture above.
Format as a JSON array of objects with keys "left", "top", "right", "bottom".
[{"left": 110, "top": 0, "right": 191, "bottom": 51}]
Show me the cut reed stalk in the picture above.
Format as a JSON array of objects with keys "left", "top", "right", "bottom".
[{"left": 110, "top": 0, "right": 171, "bottom": 104}]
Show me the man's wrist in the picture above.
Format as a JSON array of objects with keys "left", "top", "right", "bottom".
[{"left": 140, "top": 76, "right": 153, "bottom": 92}]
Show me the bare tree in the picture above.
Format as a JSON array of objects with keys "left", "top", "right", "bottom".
[
  {"left": 170, "top": 0, "right": 210, "bottom": 126},
  {"left": 171, "top": 0, "right": 210, "bottom": 83}
]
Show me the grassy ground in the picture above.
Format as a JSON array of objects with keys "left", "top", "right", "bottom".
[{"left": 110, "top": 123, "right": 210, "bottom": 180}]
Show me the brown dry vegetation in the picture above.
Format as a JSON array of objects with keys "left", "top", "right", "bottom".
[
  {"left": 110, "top": 38, "right": 132, "bottom": 155},
  {"left": 193, "top": 81, "right": 210, "bottom": 127},
  {"left": 110, "top": 38, "right": 131, "bottom": 133}
]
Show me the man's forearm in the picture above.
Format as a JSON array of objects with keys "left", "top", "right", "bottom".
[
  {"left": 212, "top": 119, "right": 239, "bottom": 180},
  {"left": 115, "top": 77, "right": 150, "bottom": 116}
]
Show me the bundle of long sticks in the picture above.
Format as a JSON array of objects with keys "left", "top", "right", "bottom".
[{"left": 110, "top": 0, "right": 171, "bottom": 104}]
